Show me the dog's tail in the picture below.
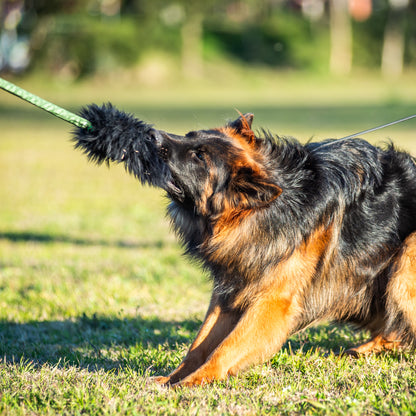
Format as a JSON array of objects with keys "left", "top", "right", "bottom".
[{"left": 72, "top": 103, "right": 170, "bottom": 187}]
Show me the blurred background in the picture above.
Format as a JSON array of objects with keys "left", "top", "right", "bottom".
[
  {"left": 1, "top": 0, "right": 415, "bottom": 80},
  {"left": 0, "top": 0, "right": 415, "bottom": 138}
]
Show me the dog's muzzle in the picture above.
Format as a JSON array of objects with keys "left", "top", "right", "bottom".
[{"left": 154, "top": 130, "right": 185, "bottom": 163}]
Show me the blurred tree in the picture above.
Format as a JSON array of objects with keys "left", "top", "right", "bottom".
[
  {"left": 2, "top": 0, "right": 415, "bottom": 78},
  {"left": 21, "top": 0, "right": 142, "bottom": 78},
  {"left": 122, "top": 0, "right": 224, "bottom": 78},
  {"left": 329, "top": 0, "right": 352, "bottom": 75},
  {"left": 172, "top": 0, "right": 230, "bottom": 78},
  {"left": 179, "top": 2, "right": 204, "bottom": 78},
  {"left": 381, "top": 0, "right": 409, "bottom": 78}
]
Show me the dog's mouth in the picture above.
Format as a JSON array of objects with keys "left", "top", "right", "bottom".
[
  {"left": 155, "top": 131, "right": 188, "bottom": 203},
  {"left": 166, "top": 177, "right": 185, "bottom": 202}
]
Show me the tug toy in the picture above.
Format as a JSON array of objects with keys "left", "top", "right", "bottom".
[{"left": 0, "top": 77, "right": 170, "bottom": 187}]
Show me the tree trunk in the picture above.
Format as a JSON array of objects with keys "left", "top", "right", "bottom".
[
  {"left": 181, "top": 12, "right": 203, "bottom": 79},
  {"left": 381, "top": 1, "right": 407, "bottom": 78},
  {"left": 329, "top": 0, "right": 352, "bottom": 75}
]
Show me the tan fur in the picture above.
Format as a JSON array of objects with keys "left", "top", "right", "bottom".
[
  {"left": 346, "top": 332, "right": 402, "bottom": 356},
  {"left": 387, "top": 232, "right": 416, "bottom": 336},
  {"left": 156, "top": 225, "right": 333, "bottom": 386},
  {"left": 153, "top": 117, "right": 416, "bottom": 386}
]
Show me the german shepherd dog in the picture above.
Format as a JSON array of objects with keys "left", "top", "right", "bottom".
[{"left": 74, "top": 106, "right": 416, "bottom": 386}]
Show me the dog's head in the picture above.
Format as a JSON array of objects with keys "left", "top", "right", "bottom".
[{"left": 156, "top": 114, "right": 282, "bottom": 217}]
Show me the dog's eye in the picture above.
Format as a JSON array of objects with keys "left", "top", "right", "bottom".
[{"left": 191, "top": 150, "right": 205, "bottom": 163}]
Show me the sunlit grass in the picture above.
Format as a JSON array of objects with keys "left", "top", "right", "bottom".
[{"left": 1, "top": 76, "right": 416, "bottom": 414}]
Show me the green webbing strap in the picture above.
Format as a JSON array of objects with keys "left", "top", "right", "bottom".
[{"left": 0, "top": 77, "right": 92, "bottom": 130}]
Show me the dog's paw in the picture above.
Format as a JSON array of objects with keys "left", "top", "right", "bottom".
[
  {"left": 172, "top": 372, "right": 213, "bottom": 387},
  {"left": 148, "top": 375, "right": 171, "bottom": 386},
  {"left": 341, "top": 348, "right": 360, "bottom": 358}
]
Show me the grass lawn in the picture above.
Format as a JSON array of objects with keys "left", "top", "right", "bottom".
[{"left": 1, "top": 74, "right": 416, "bottom": 414}]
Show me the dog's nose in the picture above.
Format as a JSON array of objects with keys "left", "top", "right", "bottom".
[
  {"left": 152, "top": 130, "right": 168, "bottom": 147},
  {"left": 158, "top": 145, "right": 170, "bottom": 162},
  {"left": 152, "top": 130, "right": 183, "bottom": 145},
  {"left": 154, "top": 131, "right": 185, "bottom": 162},
  {"left": 153, "top": 130, "right": 172, "bottom": 162}
]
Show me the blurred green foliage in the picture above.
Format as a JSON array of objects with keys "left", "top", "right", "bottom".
[
  {"left": 205, "top": 12, "right": 329, "bottom": 71},
  {"left": 32, "top": 16, "right": 140, "bottom": 77},
  {"left": 2, "top": 0, "right": 416, "bottom": 79}
]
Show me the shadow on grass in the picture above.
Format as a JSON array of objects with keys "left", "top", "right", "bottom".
[
  {"left": 0, "top": 314, "right": 202, "bottom": 373},
  {"left": 282, "top": 323, "right": 370, "bottom": 356},
  {"left": 0, "top": 311, "right": 374, "bottom": 375},
  {"left": 0, "top": 231, "right": 166, "bottom": 250}
]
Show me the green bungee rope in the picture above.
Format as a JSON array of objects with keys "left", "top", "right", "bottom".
[{"left": 0, "top": 77, "right": 92, "bottom": 130}]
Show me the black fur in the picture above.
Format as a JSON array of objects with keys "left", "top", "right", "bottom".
[
  {"left": 161, "top": 129, "right": 416, "bottom": 335},
  {"left": 72, "top": 107, "right": 416, "bottom": 383},
  {"left": 73, "top": 103, "right": 171, "bottom": 187},
  {"left": 72, "top": 108, "right": 416, "bottom": 339}
]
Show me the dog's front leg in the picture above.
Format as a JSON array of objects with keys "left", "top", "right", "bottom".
[
  {"left": 153, "top": 292, "right": 240, "bottom": 385},
  {"left": 174, "top": 292, "right": 296, "bottom": 386}
]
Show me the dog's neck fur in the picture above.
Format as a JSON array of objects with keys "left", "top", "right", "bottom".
[{"left": 166, "top": 136, "right": 316, "bottom": 292}]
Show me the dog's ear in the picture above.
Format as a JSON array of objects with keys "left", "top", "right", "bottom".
[
  {"left": 230, "top": 166, "right": 282, "bottom": 209},
  {"left": 229, "top": 113, "right": 254, "bottom": 131},
  {"left": 228, "top": 113, "right": 255, "bottom": 144}
]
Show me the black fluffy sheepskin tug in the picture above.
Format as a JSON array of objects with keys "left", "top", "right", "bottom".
[{"left": 72, "top": 103, "right": 170, "bottom": 187}]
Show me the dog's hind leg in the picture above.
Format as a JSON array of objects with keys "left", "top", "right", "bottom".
[
  {"left": 345, "top": 232, "right": 416, "bottom": 357},
  {"left": 346, "top": 233, "right": 416, "bottom": 356},
  {"left": 153, "top": 292, "right": 240, "bottom": 385},
  {"left": 345, "top": 331, "right": 402, "bottom": 357},
  {"left": 384, "top": 232, "right": 416, "bottom": 347}
]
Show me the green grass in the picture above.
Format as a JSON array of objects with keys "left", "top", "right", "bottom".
[{"left": 1, "top": 74, "right": 416, "bottom": 414}]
